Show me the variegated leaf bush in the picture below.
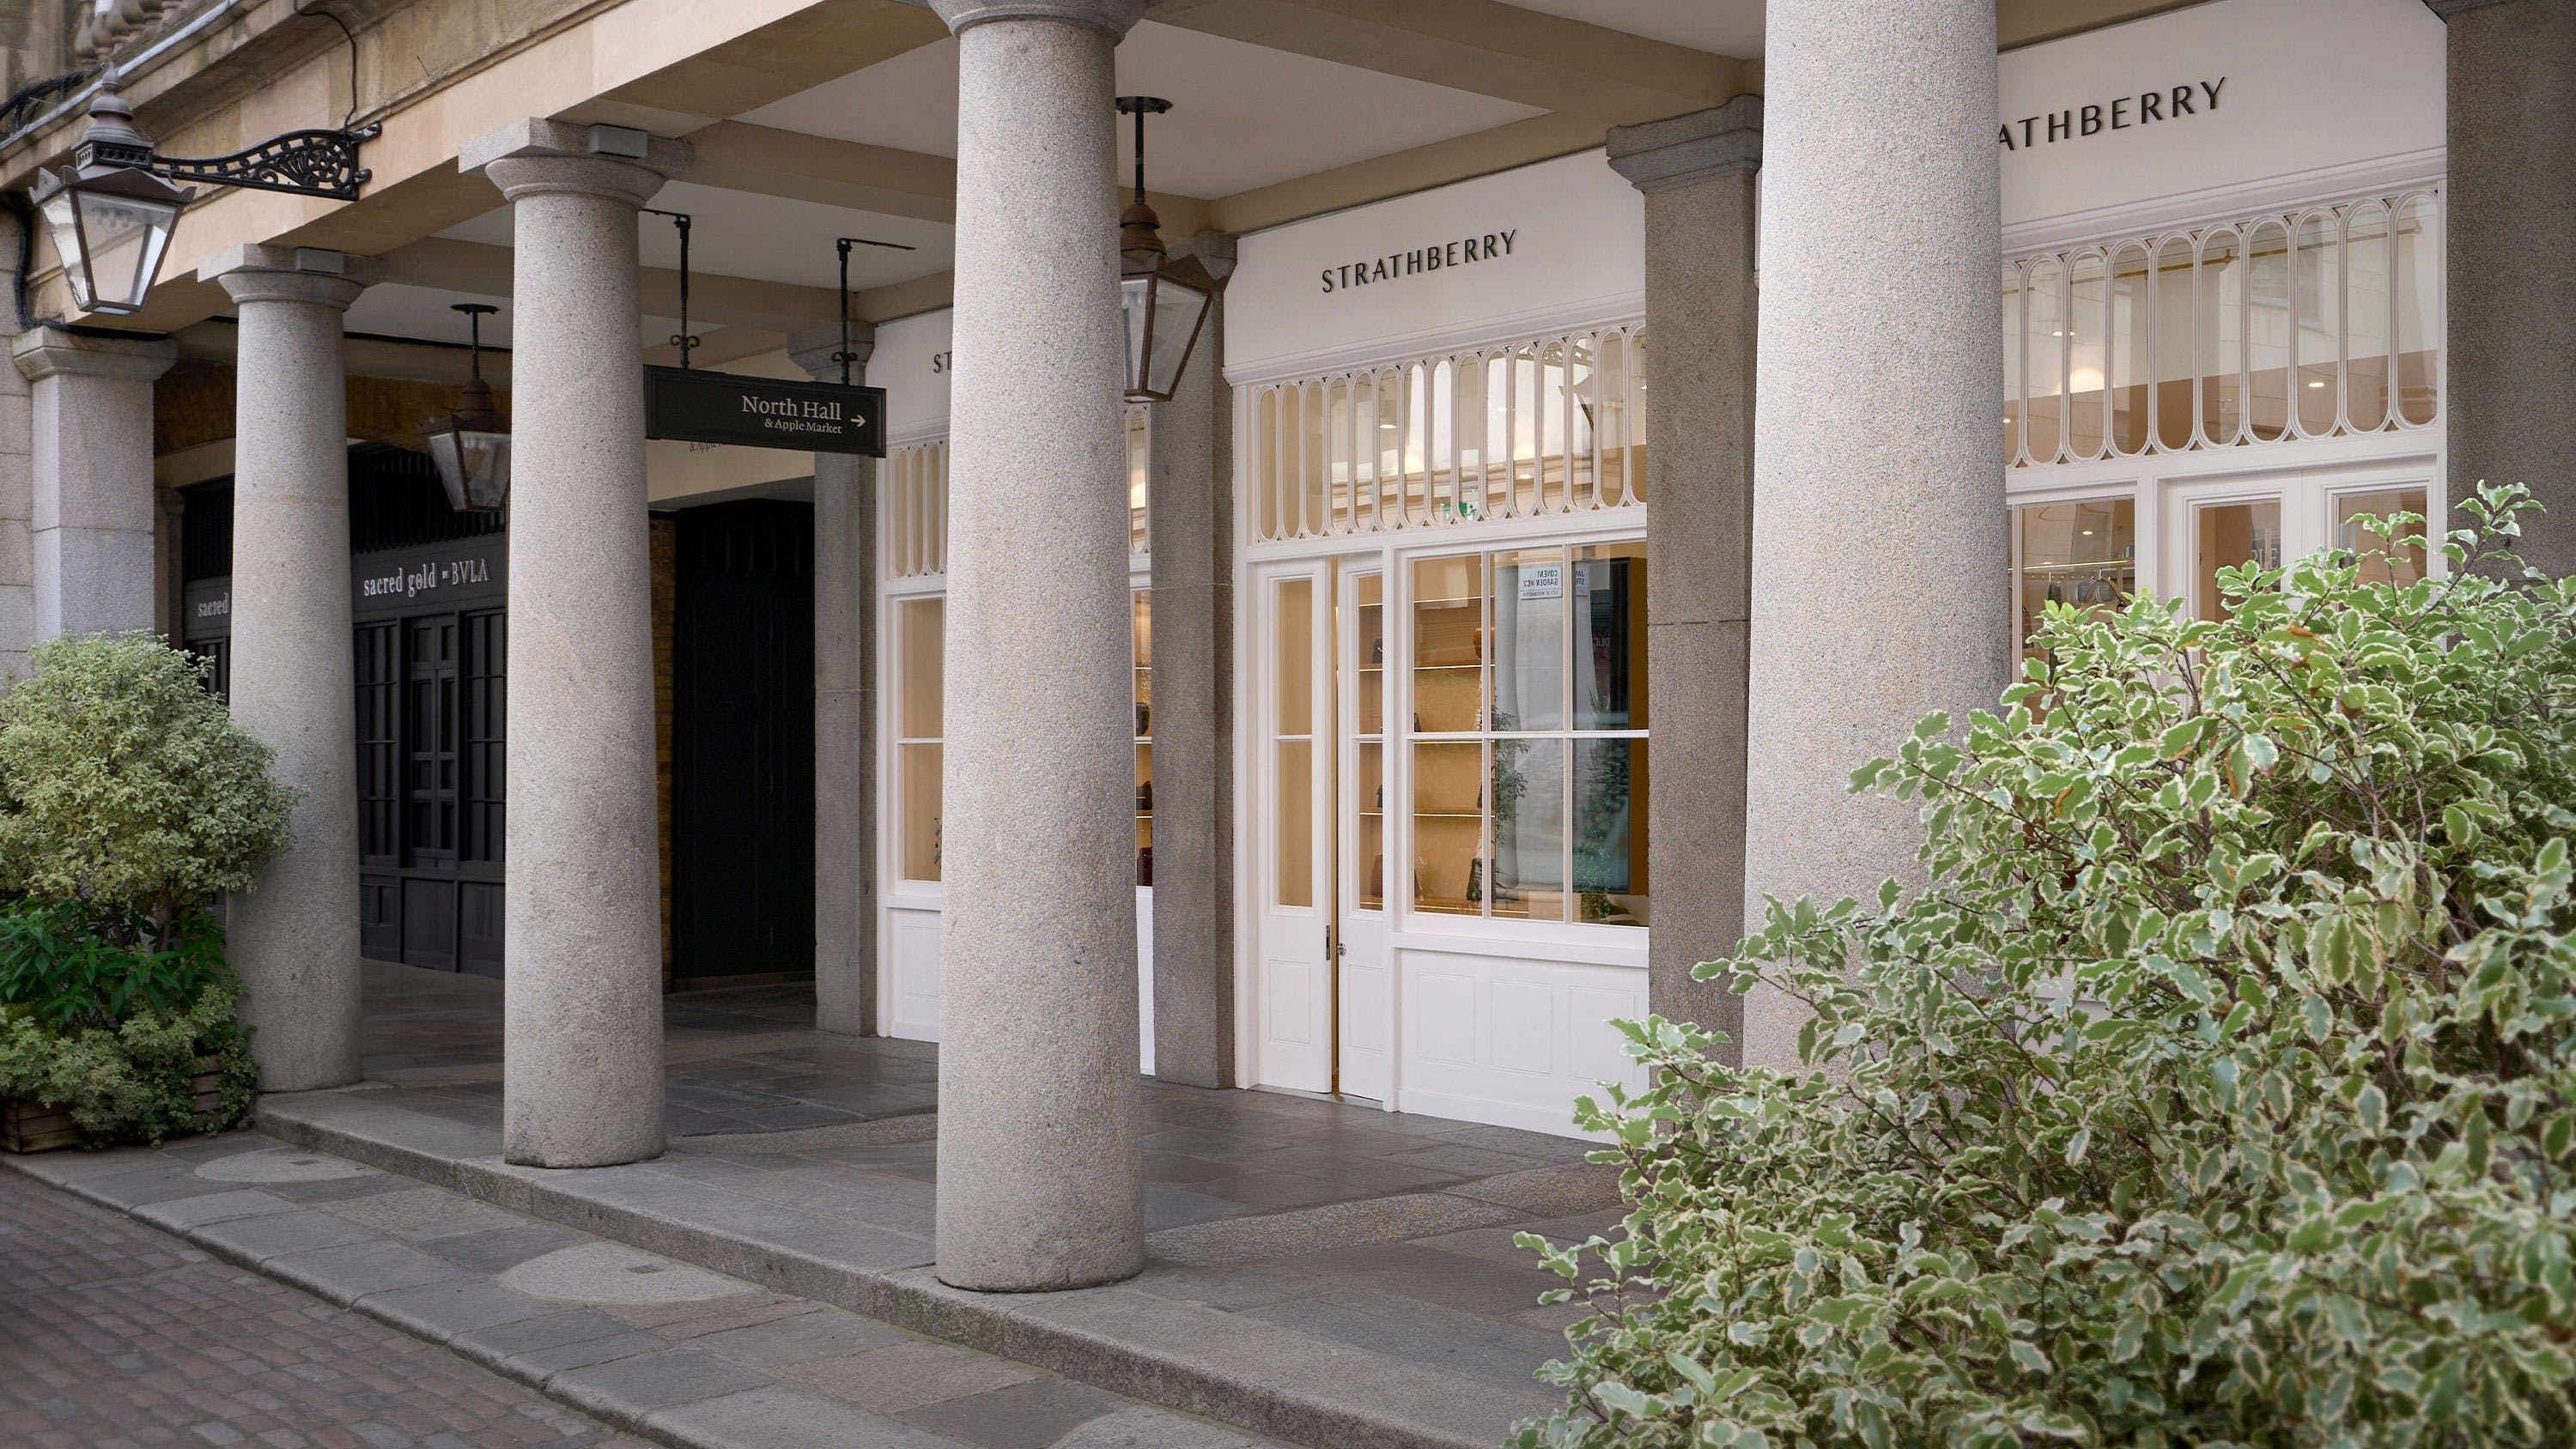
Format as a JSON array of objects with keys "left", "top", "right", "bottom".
[{"left": 1516, "top": 485, "right": 2576, "bottom": 1448}]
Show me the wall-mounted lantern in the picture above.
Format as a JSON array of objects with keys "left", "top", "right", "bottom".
[
  {"left": 27, "top": 66, "right": 374, "bottom": 317},
  {"left": 1115, "top": 96, "right": 1210, "bottom": 403}
]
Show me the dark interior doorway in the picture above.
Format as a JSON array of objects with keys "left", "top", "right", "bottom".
[{"left": 671, "top": 500, "right": 816, "bottom": 983}]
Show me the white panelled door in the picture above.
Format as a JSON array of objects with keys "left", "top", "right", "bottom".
[{"left": 1253, "top": 563, "right": 1335, "bottom": 1093}]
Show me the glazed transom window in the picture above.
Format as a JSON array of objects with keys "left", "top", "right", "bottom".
[
  {"left": 1248, "top": 326, "right": 1647, "bottom": 543},
  {"left": 2003, "top": 191, "right": 2439, "bottom": 466}
]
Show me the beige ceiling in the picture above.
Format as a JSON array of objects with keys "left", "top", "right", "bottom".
[
  {"left": 744, "top": 21, "right": 1550, "bottom": 197},
  {"left": 1495, "top": 0, "right": 1765, "bottom": 58}
]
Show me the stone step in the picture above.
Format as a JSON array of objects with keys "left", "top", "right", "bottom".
[
  {"left": 252, "top": 1087, "right": 1578, "bottom": 1449},
  {"left": 7, "top": 1130, "right": 1296, "bottom": 1449}
]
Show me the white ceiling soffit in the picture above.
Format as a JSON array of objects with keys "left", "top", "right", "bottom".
[
  {"left": 1492, "top": 0, "right": 1763, "bottom": 58},
  {"left": 742, "top": 20, "right": 1547, "bottom": 197},
  {"left": 435, "top": 180, "right": 957, "bottom": 294}
]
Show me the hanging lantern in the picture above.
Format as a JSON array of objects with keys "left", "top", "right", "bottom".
[
  {"left": 31, "top": 78, "right": 192, "bottom": 317},
  {"left": 1115, "top": 97, "right": 1211, "bottom": 403},
  {"left": 422, "top": 303, "right": 511, "bottom": 512}
]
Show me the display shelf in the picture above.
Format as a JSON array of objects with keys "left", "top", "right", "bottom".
[
  {"left": 1416, "top": 896, "right": 1482, "bottom": 913},
  {"left": 1413, "top": 811, "right": 1481, "bottom": 821}
]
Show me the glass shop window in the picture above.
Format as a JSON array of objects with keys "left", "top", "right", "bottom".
[
  {"left": 1410, "top": 541, "right": 1647, "bottom": 927},
  {"left": 2336, "top": 488, "right": 2430, "bottom": 588},
  {"left": 896, "top": 597, "right": 945, "bottom": 882},
  {"left": 2009, "top": 499, "right": 2135, "bottom": 669}
]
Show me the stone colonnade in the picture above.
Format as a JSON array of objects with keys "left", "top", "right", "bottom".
[{"left": 3, "top": 0, "right": 2561, "bottom": 1298}]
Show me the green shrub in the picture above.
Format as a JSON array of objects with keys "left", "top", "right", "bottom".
[
  {"left": 0, "top": 985, "right": 257, "bottom": 1143},
  {"left": 0, "top": 632, "right": 295, "bottom": 931},
  {"left": 0, "top": 902, "right": 233, "bottom": 1034},
  {"left": 1517, "top": 485, "right": 2576, "bottom": 1448}
]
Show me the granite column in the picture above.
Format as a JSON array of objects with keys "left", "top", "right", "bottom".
[
  {"left": 1605, "top": 100, "right": 1760, "bottom": 1051},
  {"left": 1148, "top": 234, "right": 1235, "bottom": 1089},
  {"left": 2434, "top": 0, "right": 2576, "bottom": 573},
  {"left": 926, "top": 0, "right": 1149, "bottom": 1292},
  {"left": 9, "top": 326, "right": 175, "bottom": 643},
  {"left": 788, "top": 324, "right": 878, "bottom": 1038},
  {"left": 461, "top": 118, "right": 691, "bottom": 1167},
  {"left": 205, "top": 245, "right": 379, "bottom": 1091},
  {"left": 1741, "top": 0, "right": 2009, "bottom": 1070}
]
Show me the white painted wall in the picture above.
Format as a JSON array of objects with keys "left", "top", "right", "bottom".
[
  {"left": 1225, "top": 149, "right": 1644, "bottom": 385},
  {"left": 1998, "top": 0, "right": 2444, "bottom": 246}
]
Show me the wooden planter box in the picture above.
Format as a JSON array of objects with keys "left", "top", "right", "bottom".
[{"left": 1, "top": 1054, "right": 228, "bottom": 1154}]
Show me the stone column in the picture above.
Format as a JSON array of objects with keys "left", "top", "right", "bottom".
[
  {"left": 1606, "top": 100, "right": 1760, "bottom": 1052},
  {"left": 1149, "top": 233, "right": 1235, "bottom": 1089},
  {"left": 0, "top": 209, "right": 34, "bottom": 680},
  {"left": 204, "top": 246, "right": 379, "bottom": 1092},
  {"left": 459, "top": 118, "right": 691, "bottom": 1168},
  {"left": 927, "top": 0, "right": 1149, "bottom": 1293},
  {"left": 9, "top": 326, "right": 176, "bottom": 643},
  {"left": 1741, "top": 0, "right": 2009, "bottom": 1070},
  {"left": 2434, "top": 0, "right": 2576, "bottom": 575},
  {"left": 787, "top": 324, "right": 878, "bottom": 1039}
]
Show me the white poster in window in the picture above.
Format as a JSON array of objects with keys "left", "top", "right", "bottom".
[{"left": 1518, "top": 563, "right": 1564, "bottom": 601}]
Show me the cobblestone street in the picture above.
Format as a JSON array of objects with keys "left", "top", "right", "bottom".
[{"left": 0, "top": 1171, "right": 641, "bottom": 1449}]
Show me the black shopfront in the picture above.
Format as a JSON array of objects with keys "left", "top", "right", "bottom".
[{"left": 182, "top": 446, "right": 511, "bottom": 976}]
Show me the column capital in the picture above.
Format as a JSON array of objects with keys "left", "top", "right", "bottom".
[
  {"left": 201, "top": 245, "right": 381, "bottom": 311},
  {"left": 11, "top": 324, "right": 176, "bottom": 385},
  {"left": 787, "top": 322, "right": 876, "bottom": 383},
  {"left": 927, "top": 0, "right": 1149, "bottom": 37},
  {"left": 1607, "top": 95, "right": 1763, "bottom": 193},
  {"left": 461, "top": 118, "right": 693, "bottom": 207}
]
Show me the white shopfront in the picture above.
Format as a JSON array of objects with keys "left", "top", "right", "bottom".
[
  {"left": 1227, "top": 150, "right": 1654, "bottom": 1133},
  {"left": 866, "top": 0, "right": 2447, "bottom": 1140},
  {"left": 1999, "top": 0, "right": 2448, "bottom": 652},
  {"left": 872, "top": 307, "right": 1159, "bottom": 1068}
]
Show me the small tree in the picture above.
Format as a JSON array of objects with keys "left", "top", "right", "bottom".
[
  {"left": 0, "top": 632, "right": 295, "bottom": 937},
  {"left": 1518, "top": 486, "right": 2576, "bottom": 1448}
]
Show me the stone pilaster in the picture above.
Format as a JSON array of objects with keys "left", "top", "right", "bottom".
[
  {"left": 1148, "top": 233, "right": 1235, "bottom": 1090},
  {"left": 9, "top": 325, "right": 176, "bottom": 645},
  {"left": 787, "top": 324, "right": 878, "bottom": 1040},
  {"left": 2432, "top": 0, "right": 2576, "bottom": 573},
  {"left": 927, "top": 0, "right": 1151, "bottom": 1293},
  {"left": 1606, "top": 98, "right": 1759, "bottom": 1053},
  {"left": 0, "top": 208, "right": 33, "bottom": 682},
  {"left": 204, "top": 245, "right": 380, "bottom": 1093},
  {"left": 460, "top": 118, "right": 692, "bottom": 1168},
  {"left": 1741, "top": 1, "right": 2009, "bottom": 1070}
]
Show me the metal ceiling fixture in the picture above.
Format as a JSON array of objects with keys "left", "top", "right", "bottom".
[
  {"left": 28, "top": 65, "right": 376, "bottom": 316},
  {"left": 1115, "top": 95, "right": 1210, "bottom": 404},
  {"left": 422, "top": 303, "right": 510, "bottom": 513}
]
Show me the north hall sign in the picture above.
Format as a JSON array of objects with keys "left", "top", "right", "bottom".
[
  {"left": 643, "top": 367, "right": 887, "bottom": 457},
  {"left": 2000, "top": 76, "right": 2226, "bottom": 150}
]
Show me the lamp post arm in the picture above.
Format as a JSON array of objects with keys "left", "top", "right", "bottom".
[{"left": 98, "top": 124, "right": 380, "bottom": 203}]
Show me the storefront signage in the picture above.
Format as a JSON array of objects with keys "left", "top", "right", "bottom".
[
  {"left": 1517, "top": 563, "right": 1564, "bottom": 601},
  {"left": 361, "top": 553, "right": 493, "bottom": 602},
  {"left": 194, "top": 592, "right": 228, "bottom": 620},
  {"left": 643, "top": 367, "right": 887, "bottom": 457},
  {"left": 1318, "top": 229, "right": 1518, "bottom": 294},
  {"left": 1999, "top": 77, "right": 2225, "bottom": 151}
]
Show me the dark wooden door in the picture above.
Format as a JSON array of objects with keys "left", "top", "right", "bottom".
[{"left": 672, "top": 501, "right": 815, "bottom": 980}]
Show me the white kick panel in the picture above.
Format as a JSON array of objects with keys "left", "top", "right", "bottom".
[{"left": 1396, "top": 949, "right": 1645, "bottom": 1136}]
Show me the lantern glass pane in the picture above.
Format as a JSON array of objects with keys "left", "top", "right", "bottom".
[
  {"left": 35, "top": 184, "right": 94, "bottom": 311},
  {"left": 1121, "top": 270, "right": 1209, "bottom": 401},
  {"left": 73, "top": 185, "right": 179, "bottom": 313},
  {"left": 426, "top": 427, "right": 511, "bottom": 512}
]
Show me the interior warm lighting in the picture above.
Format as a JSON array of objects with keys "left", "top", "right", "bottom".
[{"left": 2069, "top": 367, "right": 2105, "bottom": 391}]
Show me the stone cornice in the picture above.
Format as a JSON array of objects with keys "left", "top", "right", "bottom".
[{"left": 11, "top": 324, "right": 179, "bottom": 385}]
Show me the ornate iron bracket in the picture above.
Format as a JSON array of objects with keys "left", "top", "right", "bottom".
[{"left": 84, "top": 124, "right": 380, "bottom": 203}]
